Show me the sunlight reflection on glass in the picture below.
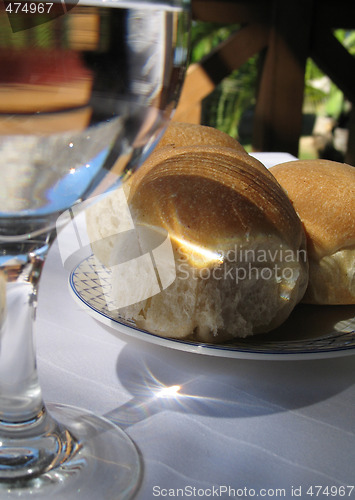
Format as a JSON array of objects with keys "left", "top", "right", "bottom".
[{"left": 155, "top": 385, "right": 181, "bottom": 399}]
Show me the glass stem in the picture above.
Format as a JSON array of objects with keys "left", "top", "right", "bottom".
[{"left": 0, "top": 233, "right": 77, "bottom": 482}]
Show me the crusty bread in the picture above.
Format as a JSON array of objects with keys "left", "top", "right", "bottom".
[
  {"left": 86, "top": 142, "right": 309, "bottom": 342},
  {"left": 270, "top": 159, "right": 355, "bottom": 304},
  {"left": 156, "top": 121, "right": 246, "bottom": 153},
  {"left": 114, "top": 123, "right": 246, "bottom": 195}
]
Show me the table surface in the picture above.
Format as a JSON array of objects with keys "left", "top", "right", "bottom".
[{"left": 35, "top": 153, "right": 355, "bottom": 500}]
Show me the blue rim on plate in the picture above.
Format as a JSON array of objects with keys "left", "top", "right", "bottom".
[{"left": 69, "top": 254, "right": 355, "bottom": 360}]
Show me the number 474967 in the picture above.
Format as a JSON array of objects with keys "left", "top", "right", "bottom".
[
  {"left": 5, "top": 2, "right": 53, "bottom": 14},
  {"left": 306, "top": 485, "right": 354, "bottom": 496}
]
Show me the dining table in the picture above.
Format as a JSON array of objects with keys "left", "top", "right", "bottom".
[{"left": 35, "top": 152, "right": 355, "bottom": 500}]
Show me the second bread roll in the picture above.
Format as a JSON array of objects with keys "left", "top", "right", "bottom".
[{"left": 270, "top": 159, "right": 355, "bottom": 305}]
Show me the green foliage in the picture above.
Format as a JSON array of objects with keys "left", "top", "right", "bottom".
[
  {"left": 334, "top": 29, "right": 355, "bottom": 55},
  {"left": 202, "top": 57, "right": 258, "bottom": 140},
  {"left": 189, "top": 21, "right": 354, "bottom": 141},
  {"left": 190, "top": 20, "right": 259, "bottom": 139},
  {"left": 190, "top": 21, "right": 239, "bottom": 63}
]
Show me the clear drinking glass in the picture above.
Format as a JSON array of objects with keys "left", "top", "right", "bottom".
[{"left": 0, "top": 0, "right": 190, "bottom": 497}]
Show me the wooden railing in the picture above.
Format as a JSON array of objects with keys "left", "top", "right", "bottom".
[{"left": 174, "top": 0, "right": 355, "bottom": 164}]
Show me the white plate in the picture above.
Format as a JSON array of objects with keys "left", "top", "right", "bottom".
[{"left": 70, "top": 254, "right": 355, "bottom": 360}]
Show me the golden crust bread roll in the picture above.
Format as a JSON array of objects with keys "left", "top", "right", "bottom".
[
  {"left": 156, "top": 121, "right": 246, "bottom": 153},
  {"left": 87, "top": 143, "right": 308, "bottom": 343},
  {"left": 122, "top": 122, "right": 246, "bottom": 194},
  {"left": 270, "top": 159, "right": 355, "bottom": 305},
  {"left": 128, "top": 146, "right": 302, "bottom": 249}
]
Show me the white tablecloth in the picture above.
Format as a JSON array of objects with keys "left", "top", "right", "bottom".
[{"left": 36, "top": 153, "right": 355, "bottom": 500}]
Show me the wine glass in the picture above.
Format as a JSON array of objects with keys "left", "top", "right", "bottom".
[{"left": 0, "top": 0, "right": 190, "bottom": 498}]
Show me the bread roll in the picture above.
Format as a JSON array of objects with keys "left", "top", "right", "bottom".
[
  {"left": 118, "top": 123, "right": 246, "bottom": 197},
  {"left": 270, "top": 159, "right": 355, "bottom": 305},
  {"left": 87, "top": 144, "right": 308, "bottom": 342},
  {"left": 156, "top": 121, "right": 246, "bottom": 153}
]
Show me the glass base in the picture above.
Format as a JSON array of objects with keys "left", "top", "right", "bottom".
[{"left": 0, "top": 403, "right": 142, "bottom": 499}]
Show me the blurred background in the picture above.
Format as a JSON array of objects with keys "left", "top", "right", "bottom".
[{"left": 173, "top": 0, "right": 355, "bottom": 165}]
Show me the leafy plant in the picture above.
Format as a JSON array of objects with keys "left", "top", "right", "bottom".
[
  {"left": 189, "top": 21, "right": 239, "bottom": 63},
  {"left": 189, "top": 21, "right": 259, "bottom": 139},
  {"left": 190, "top": 21, "right": 354, "bottom": 150}
]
